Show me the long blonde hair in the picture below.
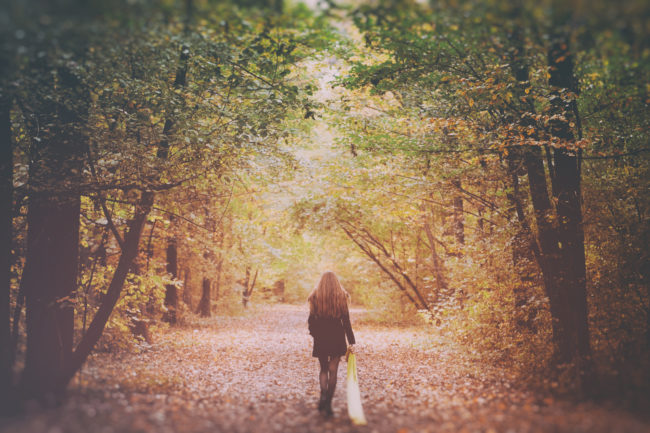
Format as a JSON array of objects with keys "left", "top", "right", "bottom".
[{"left": 308, "top": 271, "right": 350, "bottom": 318}]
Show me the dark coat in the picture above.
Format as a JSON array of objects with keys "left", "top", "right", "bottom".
[{"left": 308, "top": 312, "right": 356, "bottom": 358}]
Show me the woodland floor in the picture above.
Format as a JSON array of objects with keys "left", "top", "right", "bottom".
[{"left": 2, "top": 304, "right": 649, "bottom": 433}]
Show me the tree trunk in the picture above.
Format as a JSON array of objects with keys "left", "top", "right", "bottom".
[
  {"left": 242, "top": 267, "right": 258, "bottom": 308},
  {"left": 451, "top": 179, "right": 464, "bottom": 247},
  {"left": 20, "top": 64, "right": 86, "bottom": 400},
  {"left": 504, "top": 16, "right": 543, "bottom": 333},
  {"left": 518, "top": 32, "right": 590, "bottom": 375},
  {"left": 0, "top": 82, "right": 13, "bottom": 411},
  {"left": 215, "top": 258, "right": 222, "bottom": 301},
  {"left": 273, "top": 279, "right": 284, "bottom": 302},
  {"left": 163, "top": 239, "right": 178, "bottom": 324},
  {"left": 182, "top": 267, "right": 192, "bottom": 308},
  {"left": 59, "top": 192, "right": 154, "bottom": 390},
  {"left": 423, "top": 208, "right": 449, "bottom": 295},
  {"left": 197, "top": 277, "right": 211, "bottom": 317},
  {"left": 524, "top": 146, "right": 568, "bottom": 353},
  {"left": 21, "top": 193, "right": 80, "bottom": 400},
  {"left": 506, "top": 150, "right": 541, "bottom": 332},
  {"left": 159, "top": 2, "right": 190, "bottom": 324},
  {"left": 547, "top": 35, "right": 590, "bottom": 365}
]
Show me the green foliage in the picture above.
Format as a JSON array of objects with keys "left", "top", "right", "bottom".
[
  {"left": 3, "top": 0, "right": 648, "bottom": 402},
  {"left": 330, "top": 0, "right": 650, "bottom": 392}
]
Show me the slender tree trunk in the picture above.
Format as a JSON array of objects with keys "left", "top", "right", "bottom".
[
  {"left": 0, "top": 82, "right": 13, "bottom": 411},
  {"left": 59, "top": 192, "right": 153, "bottom": 390},
  {"left": 242, "top": 267, "right": 258, "bottom": 308},
  {"left": 214, "top": 229, "right": 224, "bottom": 302},
  {"left": 451, "top": 179, "right": 464, "bottom": 247},
  {"left": 159, "top": 1, "right": 191, "bottom": 324},
  {"left": 197, "top": 277, "right": 211, "bottom": 317},
  {"left": 504, "top": 15, "right": 543, "bottom": 333},
  {"left": 215, "top": 258, "right": 223, "bottom": 301},
  {"left": 183, "top": 267, "right": 192, "bottom": 307},
  {"left": 163, "top": 238, "right": 178, "bottom": 324},
  {"left": 507, "top": 151, "right": 540, "bottom": 331},
  {"left": 423, "top": 207, "right": 448, "bottom": 295}
]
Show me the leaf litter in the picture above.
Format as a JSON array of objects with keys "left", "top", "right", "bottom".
[{"left": 2, "top": 304, "right": 649, "bottom": 433}]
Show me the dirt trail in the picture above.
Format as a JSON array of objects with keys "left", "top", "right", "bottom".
[{"left": 2, "top": 304, "right": 648, "bottom": 433}]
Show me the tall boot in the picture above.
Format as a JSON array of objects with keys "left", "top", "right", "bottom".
[
  {"left": 318, "top": 390, "right": 327, "bottom": 412},
  {"left": 324, "top": 393, "right": 334, "bottom": 417}
]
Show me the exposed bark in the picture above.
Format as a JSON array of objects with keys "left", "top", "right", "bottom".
[
  {"left": 21, "top": 160, "right": 81, "bottom": 401},
  {"left": 159, "top": 1, "right": 191, "bottom": 324},
  {"left": 423, "top": 208, "right": 449, "bottom": 295},
  {"left": 20, "top": 64, "right": 86, "bottom": 400},
  {"left": 156, "top": 1, "right": 191, "bottom": 160},
  {"left": 546, "top": 34, "right": 590, "bottom": 366},
  {"left": 145, "top": 220, "right": 156, "bottom": 273},
  {"left": 502, "top": 13, "right": 590, "bottom": 372},
  {"left": 242, "top": 267, "right": 258, "bottom": 308},
  {"left": 183, "top": 267, "right": 193, "bottom": 308},
  {"left": 506, "top": 150, "right": 541, "bottom": 331},
  {"left": 215, "top": 259, "right": 223, "bottom": 302},
  {"left": 512, "top": 32, "right": 590, "bottom": 374},
  {"left": 163, "top": 238, "right": 179, "bottom": 324},
  {"left": 197, "top": 277, "right": 211, "bottom": 317},
  {"left": 82, "top": 231, "right": 108, "bottom": 337},
  {"left": 503, "top": 15, "right": 545, "bottom": 332},
  {"left": 0, "top": 79, "right": 13, "bottom": 410}
]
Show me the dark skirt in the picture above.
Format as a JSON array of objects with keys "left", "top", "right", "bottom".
[{"left": 308, "top": 313, "right": 355, "bottom": 358}]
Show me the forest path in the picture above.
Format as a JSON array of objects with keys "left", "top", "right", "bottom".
[{"left": 3, "top": 304, "right": 648, "bottom": 433}]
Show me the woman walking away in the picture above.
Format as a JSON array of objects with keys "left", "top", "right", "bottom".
[{"left": 308, "top": 271, "right": 356, "bottom": 417}]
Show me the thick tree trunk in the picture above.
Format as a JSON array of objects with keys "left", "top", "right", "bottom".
[
  {"left": 524, "top": 146, "right": 568, "bottom": 354},
  {"left": 519, "top": 33, "right": 590, "bottom": 375},
  {"left": 163, "top": 239, "right": 179, "bottom": 324},
  {"left": 547, "top": 36, "right": 590, "bottom": 365},
  {"left": 20, "top": 64, "right": 86, "bottom": 400},
  {"left": 513, "top": 45, "right": 570, "bottom": 360},
  {"left": 0, "top": 84, "right": 13, "bottom": 410},
  {"left": 197, "top": 277, "right": 211, "bottom": 317},
  {"left": 21, "top": 191, "right": 80, "bottom": 400}
]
